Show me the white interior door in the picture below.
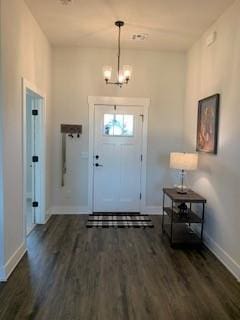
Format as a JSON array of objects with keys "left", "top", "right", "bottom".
[{"left": 93, "top": 105, "right": 143, "bottom": 212}]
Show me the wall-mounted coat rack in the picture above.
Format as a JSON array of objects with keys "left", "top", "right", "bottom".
[{"left": 61, "top": 124, "right": 82, "bottom": 187}]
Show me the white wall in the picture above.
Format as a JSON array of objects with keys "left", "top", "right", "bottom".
[
  {"left": 184, "top": 0, "right": 240, "bottom": 280},
  {"left": 0, "top": 0, "right": 52, "bottom": 280},
  {"left": 51, "top": 48, "right": 186, "bottom": 212}
]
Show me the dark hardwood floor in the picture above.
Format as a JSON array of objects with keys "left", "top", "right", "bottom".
[{"left": 0, "top": 215, "right": 240, "bottom": 320}]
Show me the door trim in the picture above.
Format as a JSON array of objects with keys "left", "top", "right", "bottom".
[
  {"left": 22, "top": 78, "right": 46, "bottom": 239},
  {"left": 88, "top": 96, "right": 150, "bottom": 213}
]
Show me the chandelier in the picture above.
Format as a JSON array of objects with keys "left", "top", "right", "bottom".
[{"left": 103, "top": 21, "right": 132, "bottom": 87}]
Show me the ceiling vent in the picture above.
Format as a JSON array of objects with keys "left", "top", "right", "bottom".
[
  {"left": 59, "top": 0, "right": 73, "bottom": 5},
  {"left": 132, "top": 33, "right": 149, "bottom": 41}
]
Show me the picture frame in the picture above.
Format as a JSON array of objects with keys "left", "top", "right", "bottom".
[{"left": 196, "top": 94, "right": 220, "bottom": 154}]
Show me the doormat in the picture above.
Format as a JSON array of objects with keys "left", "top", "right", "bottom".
[{"left": 86, "top": 213, "right": 154, "bottom": 228}]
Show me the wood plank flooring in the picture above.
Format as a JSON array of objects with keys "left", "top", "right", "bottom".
[{"left": 0, "top": 215, "right": 240, "bottom": 320}]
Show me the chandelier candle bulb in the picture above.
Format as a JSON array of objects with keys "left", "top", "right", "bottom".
[
  {"left": 103, "top": 66, "right": 112, "bottom": 82},
  {"left": 123, "top": 65, "right": 132, "bottom": 81}
]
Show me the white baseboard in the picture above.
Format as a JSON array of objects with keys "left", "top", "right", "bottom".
[
  {"left": 44, "top": 214, "right": 51, "bottom": 223},
  {"left": 142, "top": 206, "right": 162, "bottom": 215},
  {"left": 0, "top": 266, "right": 5, "bottom": 281},
  {"left": 44, "top": 209, "right": 52, "bottom": 223},
  {"left": 49, "top": 206, "right": 91, "bottom": 215},
  {"left": 192, "top": 225, "right": 240, "bottom": 282},
  {"left": 203, "top": 231, "right": 240, "bottom": 282},
  {"left": 0, "top": 242, "right": 26, "bottom": 282},
  {"left": 26, "top": 223, "right": 36, "bottom": 236},
  {"left": 49, "top": 206, "right": 162, "bottom": 215}
]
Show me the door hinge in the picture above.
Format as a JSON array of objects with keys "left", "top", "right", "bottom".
[
  {"left": 140, "top": 114, "right": 144, "bottom": 121},
  {"left": 140, "top": 193, "right": 142, "bottom": 200},
  {"left": 32, "top": 156, "right": 39, "bottom": 163},
  {"left": 140, "top": 154, "right": 143, "bottom": 162},
  {"left": 32, "top": 201, "right": 39, "bottom": 208},
  {"left": 114, "top": 105, "right": 117, "bottom": 111},
  {"left": 32, "top": 109, "right": 38, "bottom": 116}
]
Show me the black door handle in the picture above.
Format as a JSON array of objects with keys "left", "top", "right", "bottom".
[{"left": 95, "top": 163, "right": 103, "bottom": 167}]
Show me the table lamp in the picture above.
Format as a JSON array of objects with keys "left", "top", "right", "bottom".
[{"left": 170, "top": 152, "right": 198, "bottom": 194}]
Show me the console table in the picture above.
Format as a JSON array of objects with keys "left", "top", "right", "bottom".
[{"left": 162, "top": 188, "right": 207, "bottom": 246}]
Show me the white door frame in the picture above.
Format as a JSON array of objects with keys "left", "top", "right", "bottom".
[
  {"left": 22, "top": 78, "right": 46, "bottom": 237},
  {"left": 88, "top": 96, "right": 150, "bottom": 213}
]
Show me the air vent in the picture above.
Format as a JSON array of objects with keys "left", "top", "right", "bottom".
[
  {"left": 60, "top": 0, "right": 73, "bottom": 5},
  {"left": 132, "top": 33, "right": 149, "bottom": 41}
]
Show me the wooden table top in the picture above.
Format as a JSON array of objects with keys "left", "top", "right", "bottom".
[{"left": 163, "top": 188, "right": 207, "bottom": 203}]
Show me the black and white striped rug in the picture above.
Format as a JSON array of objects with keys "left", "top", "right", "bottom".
[{"left": 86, "top": 213, "right": 154, "bottom": 228}]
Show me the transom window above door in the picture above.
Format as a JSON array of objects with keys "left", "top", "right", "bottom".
[{"left": 103, "top": 114, "right": 134, "bottom": 136}]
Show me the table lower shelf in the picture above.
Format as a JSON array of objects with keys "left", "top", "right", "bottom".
[
  {"left": 163, "top": 207, "right": 202, "bottom": 224},
  {"left": 163, "top": 223, "right": 202, "bottom": 245}
]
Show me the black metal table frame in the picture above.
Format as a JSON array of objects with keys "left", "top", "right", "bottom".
[{"left": 162, "top": 191, "right": 206, "bottom": 246}]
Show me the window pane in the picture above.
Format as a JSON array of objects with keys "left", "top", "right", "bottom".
[
  {"left": 114, "top": 114, "right": 124, "bottom": 135},
  {"left": 104, "top": 114, "right": 114, "bottom": 135},
  {"left": 123, "top": 115, "right": 134, "bottom": 136},
  {"left": 103, "top": 114, "right": 134, "bottom": 136}
]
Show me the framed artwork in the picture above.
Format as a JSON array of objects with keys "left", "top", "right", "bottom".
[{"left": 196, "top": 94, "right": 220, "bottom": 154}]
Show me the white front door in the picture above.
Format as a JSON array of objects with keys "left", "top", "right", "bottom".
[{"left": 93, "top": 105, "right": 144, "bottom": 212}]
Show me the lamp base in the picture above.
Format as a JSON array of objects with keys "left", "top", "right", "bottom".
[
  {"left": 175, "top": 184, "right": 188, "bottom": 194},
  {"left": 177, "top": 189, "right": 187, "bottom": 194}
]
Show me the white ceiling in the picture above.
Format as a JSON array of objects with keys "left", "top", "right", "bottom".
[{"left": 25, "top": 0, "right": 234, "bottom": 51}]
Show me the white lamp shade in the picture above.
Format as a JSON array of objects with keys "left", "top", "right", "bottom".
[
  {"left": 103, "top": 66, "right": 112, "bottom": 81},
  {"left": 170, "top": 152, "right": 198, "bottom": 171}
]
